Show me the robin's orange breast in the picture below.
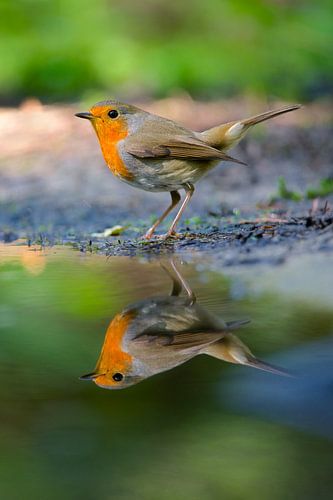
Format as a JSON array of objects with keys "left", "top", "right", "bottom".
[
  {"left": 94, "top": 310, "right": 136, "bottom": 382},
  {"left": 92, "top": 116, "right": 133, "bottom": 180}
]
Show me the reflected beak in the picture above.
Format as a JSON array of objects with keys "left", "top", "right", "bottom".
[
  {"left": 75, "top": 112, "right": 94, "bottom": 120},
  {"left": 79, "top": 372, "right": 102, "bottom": 380}
]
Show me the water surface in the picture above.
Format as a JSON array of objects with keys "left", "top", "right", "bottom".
[{"left": 0, "top": 244, "right": 332, "bottom": 500}]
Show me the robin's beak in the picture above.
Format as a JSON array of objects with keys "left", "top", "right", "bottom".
[
  {"left": 75, "top": 112, "right": 94, "bottom": 120},
  {"left": 79, "top": 372, "right": 102, "bottom": 380}
]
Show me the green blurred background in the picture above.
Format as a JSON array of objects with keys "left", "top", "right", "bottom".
[{"left": 1, "top": 0, "right": 332, "bottom": 104}]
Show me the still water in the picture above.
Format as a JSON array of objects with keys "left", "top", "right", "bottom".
[{"left": 0, "top": 243, "right": 333, "bottom": 500}]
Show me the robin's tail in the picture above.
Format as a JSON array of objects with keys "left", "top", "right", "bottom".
[
  {"left": 203, "top": 333, "right": 291, "bottom": 376},
  {"left": 201, "top": 104, "right": 301, "bottom": 151}
]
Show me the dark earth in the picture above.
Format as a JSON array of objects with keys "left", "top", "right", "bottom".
[{"left": 1, "top": 97, "right": 332, "bottom": 265}]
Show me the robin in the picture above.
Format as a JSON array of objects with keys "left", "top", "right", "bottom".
[
  {"left": 80, "top": 261, "right": 287, "bottom": 390},
  {"left": 76, "top": 101, "right": 300, "bottom": 239}
]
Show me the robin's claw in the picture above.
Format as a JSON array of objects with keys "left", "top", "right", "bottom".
[
  {"left": 141, "top": 231, "right": 181, "bottom": 241},
  {"left": 162, "top": 231, "right": 182, "bottom": 240},
  {"left": 143, "top": 230, "right": 154, "bottom": 240}
]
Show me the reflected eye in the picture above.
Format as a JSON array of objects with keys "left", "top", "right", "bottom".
[
  {"left": 112, "top": 372, "right": 124, "bottom": 382},
  {"left": 108, "top": 109, "right": 119, "bottom": 119}
]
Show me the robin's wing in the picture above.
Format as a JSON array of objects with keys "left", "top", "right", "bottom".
[
  {"left": 125, "top": 134, "right": 245, "bottom": 165},
  {"left": 134, "top": 329, "right": 226, "bottom": 352},
  {"left": 131, "top": 299, "right": 224, "bottom": 339},
  {"left": 167, "top": 331, "right": 226, "bottom": 350}
]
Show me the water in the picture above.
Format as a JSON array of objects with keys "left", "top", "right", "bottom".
[{"left": 0, "top": 243, "right": 333, "bottom": 500}]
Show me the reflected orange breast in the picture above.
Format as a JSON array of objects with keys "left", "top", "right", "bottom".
[{"left": 95, "top": 310, "right": 136, "bottom": 376}]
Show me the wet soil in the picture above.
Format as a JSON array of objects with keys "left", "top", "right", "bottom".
[
  {"left": 69, "top": 209, "right": 332, "bottom": 266},
  {"left": 1, "top": 97, "right": 332, "bottom": 264}
]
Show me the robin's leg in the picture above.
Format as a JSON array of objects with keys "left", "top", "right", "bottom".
[
  {"left": 160, "top": 261, "right": 182, "bottom": 296},
  {"left": 144, "top": 190, "right": 181, "bottom": 239},
  {"left": 160, "top": 259, "right": 196, "bottom": 304},
  {"left": 164, "top": 183, "right": 194, "bottom": 239},
  {"left": 169, "top": 260, "right": 196, "bottom": 304}
]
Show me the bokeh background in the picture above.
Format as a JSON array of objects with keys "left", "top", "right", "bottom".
[{"left": 1, "top": 0, "right": 332, "bottom": 104}]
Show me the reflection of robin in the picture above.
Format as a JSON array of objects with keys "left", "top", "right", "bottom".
[
  {"left": 80, "top": 262, "right": 287, "bottom": 390},
  {"left": 76, "top": 101, "right": 300, "bottom": 238}
]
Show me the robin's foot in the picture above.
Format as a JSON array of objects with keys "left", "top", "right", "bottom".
[
  {"left": 160, "top": 231, "right": 182, "bottom": 240},
  {"left": 143, "top": 229, "right": 155, "bottom": 240},
  {"left": 141, "top": 230, "right": 181, "bottom": 241}
]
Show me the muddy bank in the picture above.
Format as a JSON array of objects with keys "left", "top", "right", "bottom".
[{"left": 68, "top": 209, "right": 332, "bottom": 265}]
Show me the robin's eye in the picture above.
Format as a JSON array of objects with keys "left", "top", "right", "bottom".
[
  {"left": 112, "top": 372, "right": 124, "bottom": 382},
  {"left": 108, "top": 109, "right": 119, "bottom": 119}
]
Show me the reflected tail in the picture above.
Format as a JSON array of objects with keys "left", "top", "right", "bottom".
[{"left": 204, "top": 333, "right": 291, "bottom": 376}]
